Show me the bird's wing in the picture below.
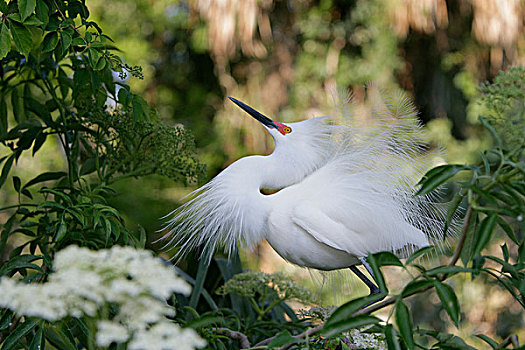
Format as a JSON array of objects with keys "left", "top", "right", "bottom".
[
  {"left": 291, "top": 204, "right": 350, "bottom": 252},
  {"left": 290, "top": 200, "right": 429, "bottom": 258}
]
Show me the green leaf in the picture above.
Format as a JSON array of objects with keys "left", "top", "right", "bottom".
[
  {"left": 1, "top": 319, "right": 38, "bottom": 350},
  {"left": 11, "top": 88, "right": 24, "bottom": 123},
  {"left": 41, "top": 31, "right": 58, "bottom": 52},
  {"left": 0, "top": 254, "right": 42, "bottom": 276},
  {"left": 12, "top": 176, "right": 20, "bottom": 192},
  {"left": 18, "top": 0, "right": 36, "bottom": 21},
  {"left": 416, "top": 165, "right": 472, "bottom": 196},
  {"left": 28, "top": 327, "right": 43, "bottom": 350},
  {"left": 325, "top": 293, "right": 387, "bottom": 326},
  {"left": 268, "top": 330, "right": 300, "bottom": 347},
  {"left": 0, "top": 153, "right": 15, "bottom": 189},
  {"left": 0, "top": 0, "right": 6, "bottom": 13},
  {"left": 189, "top": 257, "right": 208, "bottom": 309},
  {"left": 474, "top": 334, "right": 498, "bottom": 349},
  {"left": 425, "top": 265, "right": 472, "bottom": 277},
  {"left": 444, "top": 193, "right": 465, "bottom": 235},
  {"left": 132, "top": 94, "right": 145, "bottom": 122},
  {"left": 372, "top": 251, "right": 403, "bottom": 267},
  {"left": 405, "top": 246, "right": 434, "bottom": 265},
  {"left": 35, "top": 0, "right": 49, "bottom": 27},
  {"left": 0, "top": 23, "right": 11, "bottom": 59},
  {"left": 60, "top": 29, "right": 72, "bottom": 53},
  {"left": 322, "top": 315, "right": 380, "bottom": 337},
  {"left": 433, "top": 281, "right": 460, "bottom": 327},
  {"left": 384, "top": 324, "right": 402, "bottom": 350},
  {"left": 118, "top": 86, "right": 130, "bottom": 108},
  {"left": 184, "top": 316, "right": 224, "bottom": 330},
  {"left": 366, "top": 254, "right": 387, "bottom": 292},
  {"left": 401, "top": 279, "right": 433, "bottom": 297},
  {"left": 9, "top": 20, "right": 32, "bottom": 57},
  {"left": 472, "top": 214, "right": 497, "bottom": 257},
  {"left": 23, "top": 171, "right": 66, "bottom": 188},
  {"left": 0, "top": 94, "right": 7, "bottom": 137},
  {"left": 55, "top": 218, "right": 67, "bottom": 242},
  {"left": 32, "top": 131, "right": 47, "bottom": 155},
  {"left": 395, "top": 300, "right": 414, "bottom": 350},
  {"left": 43, "top": 325, "right": 77, "bottom": 350}
]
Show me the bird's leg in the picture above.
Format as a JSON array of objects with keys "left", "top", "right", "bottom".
[
  {"left": 349, "top": 257, "right": 387, "bottom": 305},
  {"left": 349, "top": 265, "right": 381, "bottom": 295}
]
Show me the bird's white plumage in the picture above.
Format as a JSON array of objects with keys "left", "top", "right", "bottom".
[{"left": 163, "top": 90, "right": 448, "bottom": 269}]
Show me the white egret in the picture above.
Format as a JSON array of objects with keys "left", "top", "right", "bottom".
[{"left": 163, "top": 91, "right": 447, "bottom": 297}]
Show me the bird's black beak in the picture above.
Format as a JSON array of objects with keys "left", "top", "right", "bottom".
[{"left": 228, "top": 97, "right": 279, "bottom": 130}]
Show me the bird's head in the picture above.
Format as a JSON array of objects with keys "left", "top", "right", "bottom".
[
  {"left": 228, "top": 97, "right": 333, "bottom": 188},
  {"left": 228, "top": 97, "right": 293, "bottom": 138}
]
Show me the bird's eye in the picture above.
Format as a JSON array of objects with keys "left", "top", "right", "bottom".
[{"left": 283, "top": 127, "right": 292, "bottom": 133}]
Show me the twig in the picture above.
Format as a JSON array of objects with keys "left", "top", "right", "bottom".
[
  {"left": 277, "top": 325, "right": 323, "bottom": 350},
  {"left": 497, "top": 334, "right": 520, "bottom": 349},
  {"left": 448, "top": 206, "right": 473, "bottom": 267},
  {"left": 252, "top": 324, "right": 323, "bottom": 349},
  {"left": 212, "top": 327, "right": 251, "bottom": 349}
]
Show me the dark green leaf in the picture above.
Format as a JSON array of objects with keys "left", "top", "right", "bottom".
[
  {"left": 0, "top": 153, "right": 15, "bottom": 189},
  {"left": 43, "top": 325, "right": 77, "bottom": 350},
  {"left": 372, "top": 251, "right": 403, "bottom": 267},
  {"left": 0, "top": 22, "right": 11, "bottom": 59},
  {"left": 184, "top": 316, "right": 224, "bottom": 330},
  {"left": 118, "top": 86, "right": 130, "bottom": 108},
  {"left": 35, "top": 0, "right": 49, "bottom": 27},
  {"left": 416, "top": 165, "right": 472, "bottom": 196},
  {"left": 444, "top": 193, "right": 465, "bottom": 235},
  {"left": 405, "top": 246, "right": 434, "bottom": 265},
  {"left": 474, "top": 334, "right": 497, "bottom": 349},
  {"left": 23, "top": 171, "right": 66, "bottom": 188},
  {"left": 0, "top": 319, "right": 38, "bottom": 350},
  {"left": 325, "top": 293, "right": 387, "bottom": 326},
  {"left": 395, "top": 300, "right": 414, "bottom": 350},
  {"left": 60, "top": 30, "right": 72, "bottom": 53},
  {"left": 18, "top": 0, "right": 36, "bottom": 21},
  {"left": 384, "top": 324, "right": 402, "bottom": 350},
  {"left": 401, "top": 279, "right": 433, "bottom": 297},
  {"left": 41, "top": 31, "right": 58, "bottom": 52},
  {"left": 132, "top": 94, "right": 144, "bottom": 123},
  {"left": 0, "top": 0, "right": 6, "bottom": 13},
  {"left": 189, "top": 257, "right": 208, "bottom": 309},
  {"left": 21, "top": 188, "right": 32, "bottom": 199},
  {"left": 472, "top": 214, "right": 497, "bottom": 257},
  {"left": 0, "top": 254, "right": 42, "bottom": 276},
  {"left": 501, "top": 243, "right": 509, "bottom": 262},
  {"left": 12, "top": 176, "right": 20, "bottom": 192},
  {"left": 32, "top": 131, "right": 47, "bottom": 155},
  {"left": 0, "top": 313, "right": 10, "bottom": 332},
  {"left": 425, "top": 265, "right": 472, "bottom": 277},
  {"left": 366, "top": 254, "right": 387, "bottom": 292},
  {"left": 268, "top": 330, "right": 300, "bottom": 347},
  {"left": 433, "top": 281, "right": 460, "bottom": 327},
  {"left": 0, "top": 94, "right": 6, "bottom": 137},
  {"left": 322, "top": 315, "right": 380, "bottom": 337},
  {"left": 11, "top": 88, "right": 24, "bottom": 123},
  {"left": 55, "top": 218, "right": 67, "bottom": 242},
  {"left": 29, "top": 327, "right": 43, "bottom": 350},
  {"left": 9, "top": 20, "right": 32, "bottom": 57}
]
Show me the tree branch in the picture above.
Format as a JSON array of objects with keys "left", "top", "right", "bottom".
[{"left": 212, "top": 327, "right": 251, "bottom": 349}]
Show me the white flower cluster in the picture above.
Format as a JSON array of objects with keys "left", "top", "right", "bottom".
[
  {"left": 0, "top": 245, "right": 206, "bottom": 349},
  {"left": 349, "top": 327, "right": 387, "bottom": 350}
]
